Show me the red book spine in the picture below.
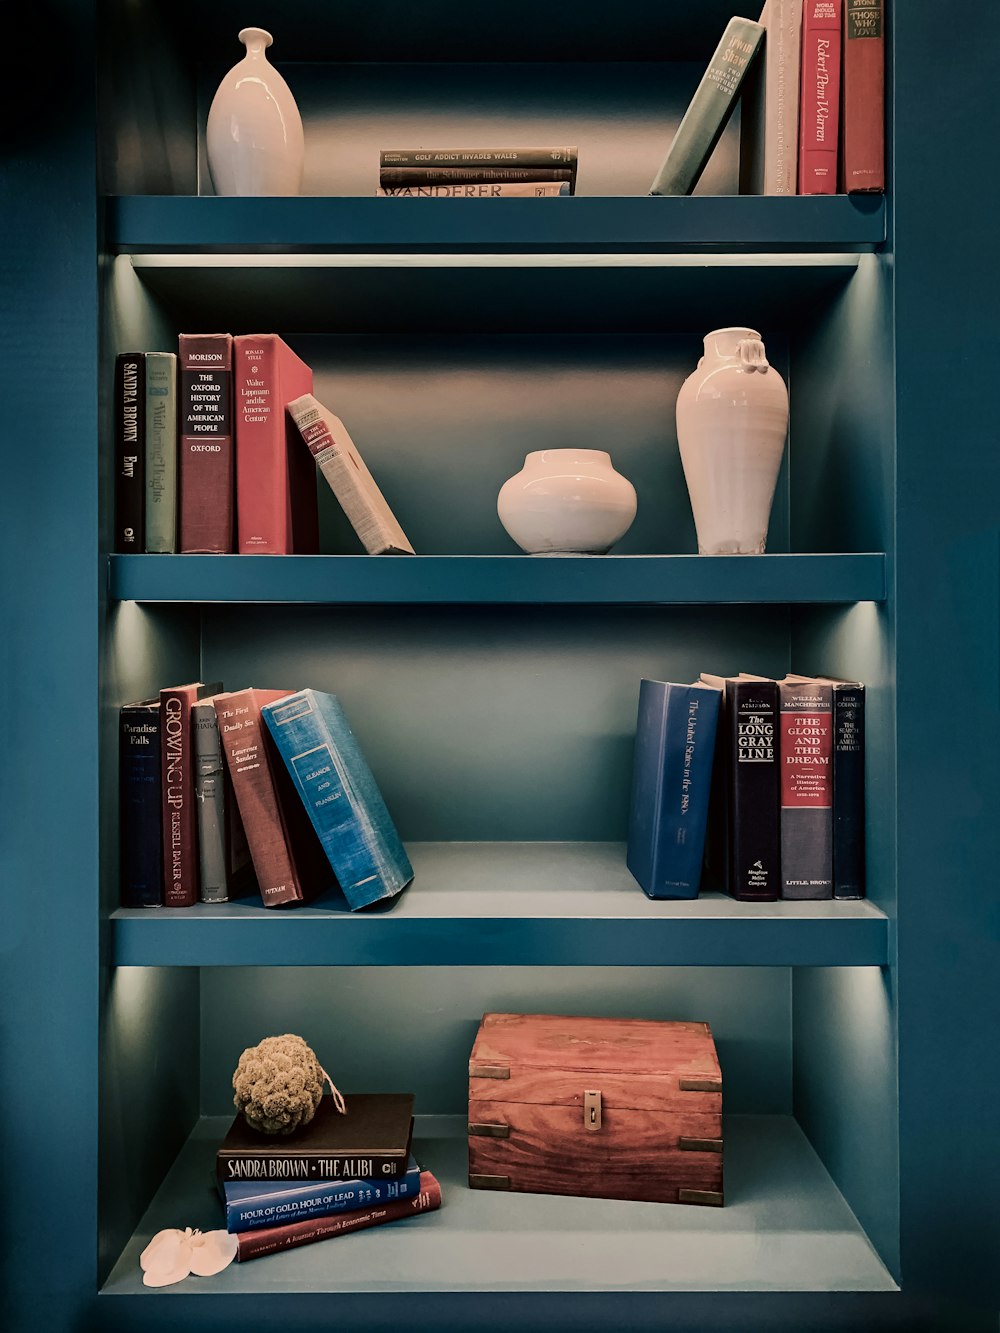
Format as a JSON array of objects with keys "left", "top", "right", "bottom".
[
  {"left": 236, "top": 1172, "right": 442, "bottom": 1261},
  {"left": 779, "top": 680, "right": 834, "bottom": 899},
  {"left": 235, "top": 335, "right": 318, "bottom": 554},
  {"left": 841, "top": 0, "right": 884, "bottom": 192},
  {"left": 179, "top": 333, "right": 234, "bottom": 553},
  {"left": 215, "top": 688, "right": 320, "bottom": 907},
  {"left": 798, "top": 0, "right": 843, "bottom": 194},
  {"left": 160, "top": 685, "right": 203, "bottom": 907}
]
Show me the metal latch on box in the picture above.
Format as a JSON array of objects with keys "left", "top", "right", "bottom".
[{"left": 584, "top": 1088, "right": 602, "bottom": 1131}]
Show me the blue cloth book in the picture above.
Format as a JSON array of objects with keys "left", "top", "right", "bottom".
[
  {"left": 223, "top": 1154, "right": 422, "bottom": 1233},
  {"left": 626, "top": 679, "right": 721, "bottom": 899},
  {"left": 260, "top": 689, "right": 414, "bottom": 909}
]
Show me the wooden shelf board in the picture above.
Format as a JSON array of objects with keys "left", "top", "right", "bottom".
[
  {"left": 108, "top": 553, "right": 886, "bottom": 606},
  {"left": 110, "top": 842, "right": 890, "bottom": 967},
  {"left": 100, "top": 1115, "right": 897, "bottom": 1297},
  {"left": 107, "top": 195, "right": 886, "bottom": 256}
]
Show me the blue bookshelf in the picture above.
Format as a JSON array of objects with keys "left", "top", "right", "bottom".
[
  {"left": 109, "top": 553, "right": 887, "bottom": 605},
  {"left": 108, "top": 194, "right": 886, "bottom": 256},
  {"left": 111, "top": 842, "right": 890, "bottom": 967}
]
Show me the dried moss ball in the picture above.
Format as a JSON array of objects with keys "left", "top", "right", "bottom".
[{"left": 232, "top": 1034, "right": 325, "bottom": 1135}]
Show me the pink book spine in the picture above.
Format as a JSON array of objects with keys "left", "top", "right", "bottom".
[
  {"left": 798, "top": 0, "right": 843, "bottom": 195},
  {"left": 179, "top": 333, "right": 234, "bottom": 553},
  {"left": 235, "top": 335, "right": 317, "bottom": 554}
]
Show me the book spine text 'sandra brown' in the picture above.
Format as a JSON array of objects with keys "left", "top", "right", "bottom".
[
  {"left": 114, "top": 352, "right": 145, "bottom": 553},
  {"left": 179, "top": 333, "right": 234, "bottom": 553}
]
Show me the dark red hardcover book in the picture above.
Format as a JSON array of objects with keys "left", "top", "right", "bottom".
[
  {"left": 179, "top": 333, "right": 234, "bottom": 553},
  {"left": 160, "top": 681, "right": 223, "bottom": 907},
  {"left": 234, "top": 335, "right": 318, "bottom": 555},
  {"left": 114, "top": 352, "right": 145, "bottom": 552},
  {"left": 798, "top": 0, "right": 843, "bottom": 194},
  {"left": 779, "top": 676, "right": 834, "bottom": 899},
  {"left": 841, "top": 0, "right": 884, "bottom": 192},
  {"left": 214, "top": 688, "right": 330, "bottom": 907},
  {"left": 236, "top": 1170, "right": 440, "bottom": 1261}
]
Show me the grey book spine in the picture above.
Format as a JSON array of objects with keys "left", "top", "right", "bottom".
[
  {"left": 144, "top": 351, "right": 178, "bottom": 552},
  {"left": 193, "top": 700, "right": 229, "bottom": 903}
]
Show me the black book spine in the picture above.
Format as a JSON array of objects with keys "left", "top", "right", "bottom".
[
  {"left": 120, "top": 702, "right": 162, "bottom": 907},
  {"left": 831, "top": 684, "right": 866, "bottom": 899},
  {"left": 217, "top": 1152, "right": 405, "bottom": 1185},
  {"left": 114, "top": 352, "right": 145, "bottom": 552},
  {"left": 729, "top": 680, "right": 780, "bottom": 901}
]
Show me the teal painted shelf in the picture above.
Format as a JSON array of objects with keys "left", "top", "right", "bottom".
[
  {"left": 107, "top": 194, "right": 885, "bottom": 255},
  {"left": 110, "top": 842, "right": 890, "bottom": 967},
  {"left": 101, "top": 1115, "right": 897, "bottom": 1298},
  {"left": 108, "top": 553, "right": 886, "bottom": 605}
]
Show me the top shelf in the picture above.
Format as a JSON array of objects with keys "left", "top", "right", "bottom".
[{"left": 107, "top": 195, "right": 886, "bottom": 257}]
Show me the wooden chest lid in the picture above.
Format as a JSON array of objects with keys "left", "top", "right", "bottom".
[{"left": 470, "top": 1012, "right": 721, "bottom": 1087}]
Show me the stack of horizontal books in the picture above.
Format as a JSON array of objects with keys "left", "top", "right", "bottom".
[
  {"left": 377, "top": 146, "right": 578, "bottom": 197},
  {"left": 217, "top": 1093, "right": 442, "bottom": 1261}
]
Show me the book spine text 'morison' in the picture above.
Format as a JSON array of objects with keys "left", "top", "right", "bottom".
[
  {"left": 798, "top": 0, "right": 843, "bottom": 194},
  {"left": 179, "top": 333, "right": 234, "bottom": 553}
]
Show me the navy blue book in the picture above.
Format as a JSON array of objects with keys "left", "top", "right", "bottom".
[
  {"left": 119, "top": 697, "right": 162, "bottom": 907},
  {"left": 626, "top": 679, "right": 721, "bottom": 899},
  {"left": 223, "top": 1154, "right": 422, "bottom": 1233},
  {"left": 260, "top": 689, "right": 414, "bottom": 909}
]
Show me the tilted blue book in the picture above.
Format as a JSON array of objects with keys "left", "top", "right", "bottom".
[
  {"left": 223, "top": 1154, "right": 422, "bottom": 1233},
  {"left": 626, "top": 679, "right": 721, "bottom": 899},
  {"left": 261, "top": 689, "right": 414, "bottom": 909}
]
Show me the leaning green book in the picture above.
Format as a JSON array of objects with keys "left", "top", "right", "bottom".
[
  {"left": 649, "top": 17, "right": 764, "bottom": 197},
  {"left": 144, "top": 350, "right": 177, "bottom": 552}
]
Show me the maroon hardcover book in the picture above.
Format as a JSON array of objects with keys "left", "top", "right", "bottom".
[
  {"left": 235, "top": 1170, "right": 441, "bottom": 1261},
  {"left": 235, "top": 334, "right": 318, "bottom": 554},
  {"left": 179, "top": 333, "right": 234, "bottom": 553},
  {"left": 798, "top": 0, "right": 843, "bottom": 195},
  {"left": 841, "top": 0, "right": 884, "bottom": 192},
  {"left": 214, "top": 688, "right": 330, "bottom": 907},
  {"left": 160, "top": 681, "right": 223, "bottom": 907}
]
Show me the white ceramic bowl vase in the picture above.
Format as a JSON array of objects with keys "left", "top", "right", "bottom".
[
  {"left": 206, "top": 29, "right": 305, "bottom": 197},
  {"left": 497, "top": 449, "right": 637, "bottom": 555}
]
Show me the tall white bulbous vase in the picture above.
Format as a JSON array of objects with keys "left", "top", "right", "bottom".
[
  {"left": 675, "top": 327, "right": 789, "bottom": 555},
  {"left": 206, "top": 29, "right": 304, "bottom": 197}
]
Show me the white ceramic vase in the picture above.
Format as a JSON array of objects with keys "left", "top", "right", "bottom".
[
  {"left": 206, "top": 29, "right": 304, "bottom": 197},
  {"left": 675, "top": 327, "right": 789, "bottom": 555},
  {"left": 497, "top": 449, "right": 637, "bottom": 555}
]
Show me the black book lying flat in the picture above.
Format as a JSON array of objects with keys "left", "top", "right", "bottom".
[{"left": 217, "top": 1093, "right": 414, "bottom": 1184}]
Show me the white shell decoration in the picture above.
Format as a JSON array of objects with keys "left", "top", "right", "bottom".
[{"left": 139, "top": 1226, "right": 237, "bottom": 1286}]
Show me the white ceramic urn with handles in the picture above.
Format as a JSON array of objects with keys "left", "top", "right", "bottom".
[
  {"left": 497, "top": 449, "right": 637, "bottom": 555},
  {"left": 675, "top": 327, "right": 789, "bottom": 555},
  {"left": 206, "top": 29, "right": 305, "bottom": 196}
]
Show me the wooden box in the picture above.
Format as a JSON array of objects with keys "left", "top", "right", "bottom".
[{"left": 468, "top": 1012, "right": 723, "bottom": 1206}]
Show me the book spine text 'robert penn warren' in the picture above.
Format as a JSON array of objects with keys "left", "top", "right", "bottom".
[
  {"left": 179, "top": 333, "right": 234, "bottom": 553},
  {"left": 798, "top": 0, "right": 843, "bottom": 194},
  {"left": 649, "top": 17, "right": 764, "bottom": 196},
  {"left": 235, "top": 1172, "right": 442, "bottom": 1261},
  {"left": 114, "top": 352, "right": 145, "bottom": 552},
  {"left": 144, "top": 351, "right": 177, "bottom": 553}
]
